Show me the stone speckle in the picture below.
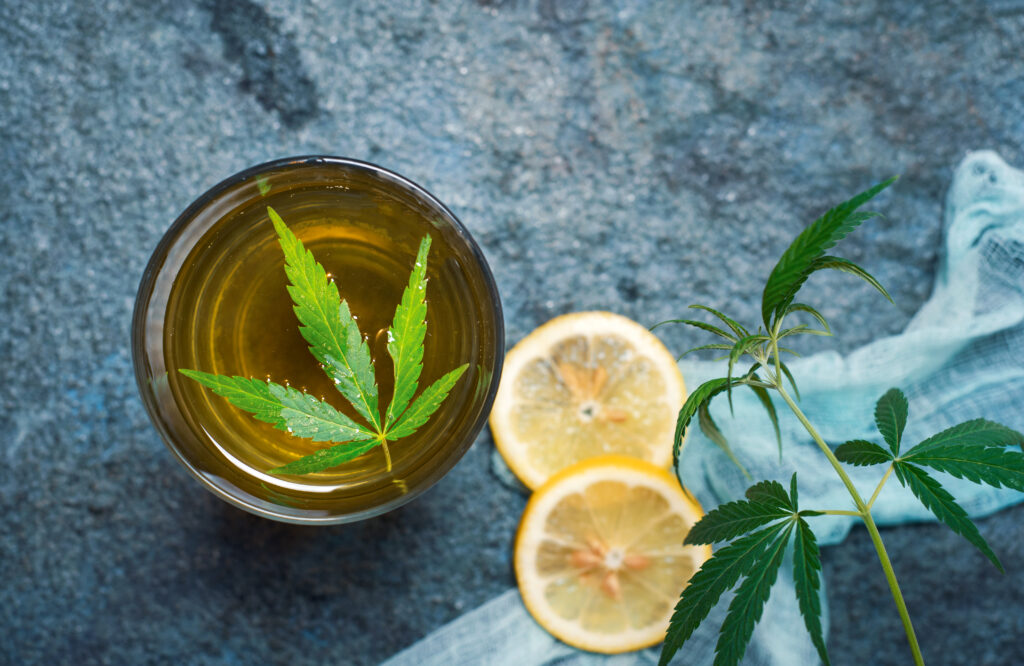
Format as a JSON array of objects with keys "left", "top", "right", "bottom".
[
  {"left": 1, "top": 1, "right": 1023, "bottom": 664},
  {"left": 205, "top": 0, "right": 321, "bottom": 129}
]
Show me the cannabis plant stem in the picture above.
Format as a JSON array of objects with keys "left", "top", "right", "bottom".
[
  {"left": 662, "top": 181, "right": 1024, "bottom": 666},
  {"left": 775, "top": 384, "right": 925, "bottom": 666},
  {"left": 861, "top": 507, "right": 924, "bottom": 665},
  {"left": 776, "top": 384, "right": 864, "bottom": 505},
  {"left": 867, "top": 465, "right": 895, "bottom": 510}
]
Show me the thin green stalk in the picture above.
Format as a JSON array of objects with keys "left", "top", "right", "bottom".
[
  {"left": 860, "top": 509, "right": 924, "bottom": 664},
  {"left": 777, "top": 384, "right": 867, "bottom": 508},
  {"left": 775, "top": 383, "right": 924, "bottom": 666},
  {"left": 769, "top": 335, "right": 869, "bottom": 508},
  {"left": 820, "top": 509, "right": 861, "bottom": 517},
  {"left": 868, "top": 465, "right": 894, "bottom": 510}
]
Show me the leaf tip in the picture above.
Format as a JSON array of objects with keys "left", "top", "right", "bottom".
[
  {"left": 267, "top": 205, "right": 286, "bottom": 231},
  {"left": 449, "top": 362, "right": 470, "bottom": 383},
  {"left": 178, "top": 367, "right": 212, "bottom": 385}
]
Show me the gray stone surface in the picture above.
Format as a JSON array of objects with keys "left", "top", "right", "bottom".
[{"left": 2, "top": 1, "right": 1023, "bottom": 664}]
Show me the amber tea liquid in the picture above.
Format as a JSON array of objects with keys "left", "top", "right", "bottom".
[{"left": 135, "top": 159, "right": 503, "bottom": 522}]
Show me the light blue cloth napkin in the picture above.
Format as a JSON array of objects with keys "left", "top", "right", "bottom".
[{"left": 385, "top": 151, "right": 1024, "bottom": 665}]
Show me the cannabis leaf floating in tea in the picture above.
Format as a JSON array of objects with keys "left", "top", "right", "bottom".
[{"left": 180, "top": 207, "right": 468, "bottom": 476}]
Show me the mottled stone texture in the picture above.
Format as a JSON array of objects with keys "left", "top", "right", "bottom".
[{"left": 2, "top": 1, "right": 1023, "bottom": 664}]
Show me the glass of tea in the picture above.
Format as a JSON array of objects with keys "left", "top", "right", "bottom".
[{"left": 132, "top": 156, "right": 504, "bottom": 524}]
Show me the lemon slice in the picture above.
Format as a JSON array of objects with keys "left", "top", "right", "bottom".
[
  {"left": 514, "top": 455, "right": 710, "bottom": 654},
  {"left": 490, "top": 311, "right": 686, "bottom": 490}
]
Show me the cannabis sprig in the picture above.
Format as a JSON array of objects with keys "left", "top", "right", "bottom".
[
  {"left": 664, "top": 178, "right": 897, "bottom": 471},
  {"left": 659, "top": 180, "right": 1024, "bottom": 666},
  {"left": 664, "top": 475, "right": 827, "bottom": 666},
  {"left": 835, "top": 396, "right": 1024, "bottom": 572},
  {"left": 180, "top": 207, "right": 468, "bottom": 475}
]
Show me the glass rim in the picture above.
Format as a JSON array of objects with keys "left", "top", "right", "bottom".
[{"left": 131, "top": 155, "right": 504, "bottom": 525}]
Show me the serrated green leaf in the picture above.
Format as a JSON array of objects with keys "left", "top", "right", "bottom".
[
  {"left": 894, "top": 461, "right": 1003, "bottom": 572},
  {"left": 785, "top": 302, "right": 831, "bottom": 335},
  {"left": 749, "top": 380, "right": 781, "bottom": 460},
  {"left": 659, "top": 522, "right": 791, "bottom": 666},
  {"left": 904, "top": 418, "right": 1024, "bottom": 455},
  {"left": 178, "top": 370, "right": 376, "bottom": 447},
  {"left": 182, "top": 211, "right": 466, "bottom": 478},
  {"left": 776, "top": 324, "right": 808, "bottom": 339},
  {"left": 793, "top": 518, "right": 830, "bottom": 665},
  {"left": 269, "top": 384, "right": 378, "bottom": 443},
  {"left": 745, "top": 479, "right": 793, "bottom": 511},
  {"left": 714, "top": 522, "right": 794, "bottom": 666},
  {"left": 901, "top": 444, "right": 1024, "bottom": 491},
  {"left": 677, "top": 343, "right": 735, "bottom": 360},
  {"left": 689, "top": 304, "right": 749, "bottom": 338},
  {"left": 673, "top": 377, "right": 732, "bottom": 466},
  {"left": 685, "top": 497, "right": 789, "bottom": 545},
  {"left": 779, "top": 362, "right": 800, "bottom": 400},
  {"left": 658, "top": 318, "right": 737, "bottom": 342},
  {"left": 764, "top": 210, "right": 880, "bottom": 324},
  {"left": 761, "top": 177, "right": 896, "bottom": 329},
  {"left": 778, "top": 324, "right": 832, "bottom": 338},
  {"left": 809, "top": 255, "right": 893, "bottom": 304},
  {"left": 386, "top": 364, "right": 469, "bottom": 439},
  {"left": 270, "top": 439, "right": 380, "bottom": 475},
  {"left": 179, "top": 370, "right": 288, "bottom": 427},
  {"left": 727, "top": 335, "right": 767, "bottom": 413},
  {"left": 834, "top": 439, "right": 894, "bottom": 466},
  {"left": 874, "top": 388, "right": 909, "bottom": 455},
  {"left": 789, "top": 472, "right": 799, "bottom": 509},
  {"left": 385, "top": 235, "right": 431, "bottom": 429},
  {"left": 269, "top": 206, "right": 381, "bottom": 430},
  {"left": 698, "top": 401, "right": 751, "bottom": 479}
]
